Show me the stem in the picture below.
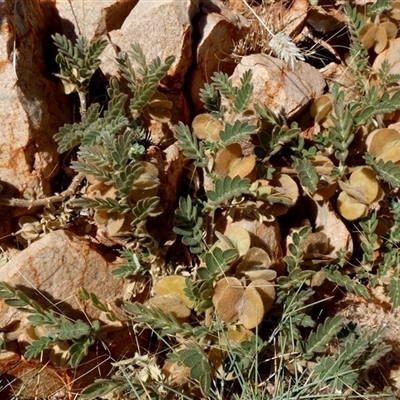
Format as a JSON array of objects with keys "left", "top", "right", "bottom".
[
  {"left": 78, "top": 90, "right": 87, "bottom": 119},
  {"left": 241, "top": 0, "right": 275, "bottom": 37},
  {"left": 0, "top": 173, "right": 85, "bottom": 208}
]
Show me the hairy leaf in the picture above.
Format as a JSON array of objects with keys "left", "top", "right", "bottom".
[
  {"left": 168, "top": 343, "right": 211, "bottom": 396},
  {"left": 80, "top": 380, "right": 120, "bottom": 399},
  {"left": 365, "top": 155, "right": 400, "bottom": 187},
  {"left": 302, "top": 315, "right": 344, "bottom": 358},
  {"left": 207, "top": 175, "right": 251, "bottom": 206},
  {"left": 25, "top": 336, "right": 53, "bottom": 360},
  {"left": 211, "top": 71, "right": 236, "bottom": 98},
  {"left": 131, "top": 196, "right": 160, "bottom": 227},
  {"left": 174, "top": 122, "right": 207, "bottom": 167},
  {"left": 122, "top": 302, "right": 207, "bottom": 338},
  {"left": 233, "top": 70, "right": 253, "bottom": 113},
  {"left": 199, "top": 83, "right": 221, "bottom": 114},
  {"left": 73, "top": 197, "right": 130, "bottom": 213},
  {"left": 292, "top": 157, "right": 318, "bottom": 193},
  {"left": 324, "top": 269, "right": 370, "bottom": 299},
  {"left": 57, "top": 318, "right": 91, "bottom": 340},
  {"left": 219, "top": 120, "right": 257, "bottom": 146},
  {"left": 388, "top": 278, "right": 400, "bottom": 308}
]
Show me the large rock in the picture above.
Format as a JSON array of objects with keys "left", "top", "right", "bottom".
[
  {"left": 230, "top": 54, "right": 326, "bottom": 119},
  {"left": 189, "top": 0, "right": 250, "bottom": 113},
  {"left": 100, "top": 0, "right": 200, "bottom": 89},
  {"left": 0, "top": 229, "right": 144, "bottom": 393},
  {"left": 0, "top": 230, "right": 127, "bottom": 330},
  {"left": 0, "top": 0, "right": 72, "bottom": 233},
  {"left": 54, "top": 0, "right": 137, "bottom": 41}
]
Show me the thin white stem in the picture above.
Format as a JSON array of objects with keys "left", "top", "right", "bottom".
[{"left": 242, "top": 0, "right": 275, "bottom": 37}]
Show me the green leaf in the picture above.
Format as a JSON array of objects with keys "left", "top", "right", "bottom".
[
  {"left": 171, "top": 343, "right": 211, "bottom": 396},
  {"left": 292, "top": 157, "right": 318, "bottom": 193},
  {"left": 80, "top": 380, "right": 120, "bottom": 399},
  {"left": 388, "top": 278, "right": 400, "bottom": 308},
  {"left": 233, "top": 70, "right": 253, "bottom": 113},
  {"left": 367, "top": 0, "right": 392, "bottom": 16},
  {"left": 324, "top": 269, "right": 370, "bottom": 299},
  {"left": 173, "top": 196, "right": 204, "bottom": 255},
  {"left": 58, "top": 318, "right": 91, "bottom": 340},
  {"left": 219, "top": 120, "right": 257, "bottom": 146},
  {"left": 313, "top": 356, "right": 358, "bottom": 393},
  {"left": 206, "top": 175, "right": 251, "bottom": 206},
  {"left": 211, "top": 72, "right": 236, "bottom": 98},
  {"left": 122, "top": 302, "right": 206, "bottom": 338},
  {"left": 5, "top": 299, "right": 28, "bottom": 308},
  {"left": 115, "top": 163, "right": 144, "bottom": 201},
  {"left": 174, "top": 122, "right": 207, "bottom": 167},
  {"left": 69, "top": 339, "right": 91, "bottom": 367},
  {"left": 112, "top": 249, "right": 145, "bottom": 278},
  {"left": 25, "top": 336, "right": 53, "bottom": 360},
  {"left": 131, "top": 196, "right": 160, "bottom": 227},
  {"left": 116, "top": 43, "right": 174, "bottom": 114},
  {"left": 73, "top": 197, "right": 130, "bottom": 213},
  {"left": 199, "top": 83, "right": 221, "bottom": 114},
  {"left": 302, "top": 315, "right": 344, "bottom": 357},
  {"left": 52, "top": 34, "right": 108, "bottom": 92},
  {"left": 353, "top": 106, "right": 375, "bottom": 126},
  {"left": 204, "top": 247, "right": 230, "bottom": 277},
  {"left": 27, "top": 313, "right": 53, "bottom": 325},
  {"left": 71, "top": 161, "right": 114, "bottom": 185},
  {"left": 368, "top": 157, "right": 400, "bottom": 187}
]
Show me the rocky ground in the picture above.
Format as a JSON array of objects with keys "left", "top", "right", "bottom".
[{"left": 0, "top": 0, "right": 400, "bottom": 399}]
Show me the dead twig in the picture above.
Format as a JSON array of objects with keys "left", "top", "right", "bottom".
[{"left": 0, "top": 173, "right": 85, "bottom": 208}]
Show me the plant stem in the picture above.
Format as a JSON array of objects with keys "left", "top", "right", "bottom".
[{"left": 0, "top": 172, "right": 84, "bottom": 208}]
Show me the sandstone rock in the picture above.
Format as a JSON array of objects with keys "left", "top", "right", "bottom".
[
  {"left": 100, "top": 0, "right": 199, "bottom": 89},
  {"left": 320, "top": 62, "right": 357, "bottom": 103},
  {"left": 55, "top": 0, "right": 137, "bottom": 41},
  {"left": 0, "top": 229, "right": 147, "bottom": 394},
  {"left": 0, "top": 230, "right": 127, "bottom": 330},
  {"left": 305, "top": 195, "right": 353, "bottom": 259},
  {"left": 189, "top": 0, "right": 250, "bottom": 113},
  {"left": 0, "top": 0, "right": 72, "bottom": 234},
  {"left": 265, "top": 0, "right": 309, "bottom": 38},
  {"left": 230, "top": 54, "right": 326, "bottom": 119}
]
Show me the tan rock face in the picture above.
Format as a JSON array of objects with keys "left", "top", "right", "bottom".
[
  {"left": 230, "top": 54, "right": 326, "bottom": 119},
  {"left": 55, "top": 0, "right": 138, "bottom": 41},
  {"left": 0, "top": 230, "right": 125, "bottom": 330},
  {"left": 0, "top": 0, "right": 72, "bottom": 214},
  {"left": 100, "top": 0, "right": 200, "bottom": 88},
  {"left": 189, "top": 0, "right": 250, "bottom": 113}
]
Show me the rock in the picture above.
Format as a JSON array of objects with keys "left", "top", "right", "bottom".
[
  {"left": 0, "top": 229, "right": 147, "bottom": 393},
  {"left": 265, "top": 0, "right": 309, "bottom": 37},
  {"left": 100, "top": 0, "right": 200, "bottom": 89},
  {"left": 320, "top": 62, "right": 357, "bottom": 102},
  {"left": 189, "top": 0, "right": 250, "bottom": 113},
  {"left": 230, "top": 54, "right": 326, "bottom": 119},
  {"left": 0, "top": 229, "right": 127, "bottom": 330},
  {"left": 0, "top": 0, "right": 72, "bottom": 234},
  {"left": 54, "top": 0, "right": 137, "bottom": 41},
  {"left": 305, "top": 195, "right": 353, "bottom": 259}
]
